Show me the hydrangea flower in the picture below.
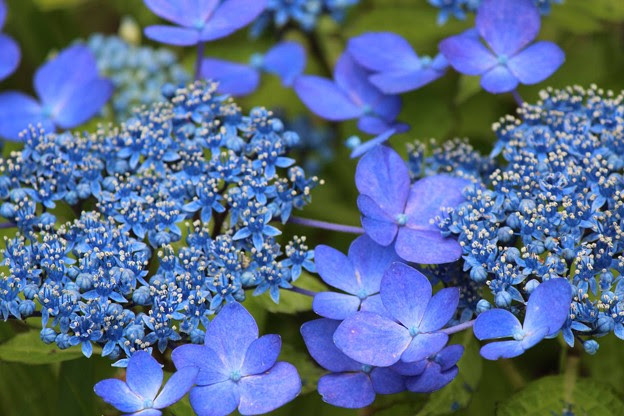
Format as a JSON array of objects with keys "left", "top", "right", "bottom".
[
  {"left": 201, "top": 41, "right": 306, "bottom": 97},
  {"left": 430, "top": 0, "right": 560, "bottom": 25},
  {"left": 356, "top": 145, "right": 470, "bottom": 264},
  {"left": 313, "top": 235, "right": 399, "bottom": 320},
  {"left": 94, "top": 351, "right": 198, "bottom": 415},
  {"left": 474, "top": 278, "right": 572, "bottom": 360},
  {"left": 172, "top": 302, "right": 301, "bottom": 416},
  {"left": 0, "top": 45, "right": 113, "bottom": 140},
  {"left": 0, "top": 0, "right": 20, "bottom": 81},
  {"left": 294, "top": 52, "right": 408, "bottom": 135},
  {"left": 334, "top": 263, "right": 459, "bottom": 366},
  {"left": 348, "top": 32, "right": 448, "bottom": 94},
  {"left": 439, "top": 0, "right": 564, "bottom": 93},
  {"left": 402, "top": 344, "right": 463, "bottom": 393},
  {"left": 144, "top": 0, "right": 267, "bottom": 46},
  {"left": 347, "top": 129, "right": 397, "bottom": 159}
]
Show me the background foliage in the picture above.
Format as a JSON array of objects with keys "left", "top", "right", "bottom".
[{"left": 1, "top": 0, "right": 623, "bottom": 414}]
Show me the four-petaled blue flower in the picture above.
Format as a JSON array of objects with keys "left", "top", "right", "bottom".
[
  {"left": 313, "top": 234, "right": 399, "bottom": 320},
  {"left": 0, "top": 45, "right": 113, "bottom": 141},
  {"left": 474, "top": 278, "right": 572, "bottom": 360},
  {"left": 439, "top": 0, "right": 564, "bottom": 93},
  {"left": 172, "top": 302, "right": 301, "bottom": 416},
  {"left": 294, "top": 52, "right": 408, "bottom": 135},
  {"left": 94, "top": 350, "right": 198, "bottom": 416},
  {"left": 144, "top": 0, "right": 267, "bottom": 46},
  {"left": 0, "top": 0, "right": 20, "bottom": 81},
  {"left": 398, "top": 344, "right": 464, "bottom": 393},
  {"left": 356, "top": 145, "right": 470, "bottom": 264},
  {"left": 334, "top": 262, "right": 459, "bottom": 366},
  {"left": 202, "top": 41, "right": 307, "bottom": 97},
  {"left": 348, "top": 32, "right": 448, "bottom": 94}
]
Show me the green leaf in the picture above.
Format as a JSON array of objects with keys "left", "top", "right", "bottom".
[
  {"left": 0, "top": 330, "right": 99, "bottom": 364},
  {"left": 279, "top": 342, "right": 325, "bottom": 395},
  {"left": 0, "top": 361, "right": 60, "bottom": 416},
  {"left": 32, "top": 0, "right": 88, "bottom": 11},
  {"left": 244, "top": 272, "right": 326, "bottom": 315},
  {"left": 585, "top": 334, "right": 624, "bottom": 395},
  {"left": 497, "top": 375, "right": 624, "bottom": 416}
]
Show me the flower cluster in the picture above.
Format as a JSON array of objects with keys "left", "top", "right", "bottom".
[
  {"left": 0, "top": 81, "right": 318, "bottom": 362},
  {"left": 429, "top": 0, "right": 560, "bottom": 25},
  {"left": 436, "top": 85, "right": 624, "bottom": 351},
  {"left": 86, "top": 33, "right": 190, "bottom": 121},
  {"left": 0, "top": 0, "right": 19, "bottom": 81}
]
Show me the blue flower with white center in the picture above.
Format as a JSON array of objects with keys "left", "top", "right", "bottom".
[
  {"left": 233, "top": 204, "right": 282, "bottom": 251},
  {"left": 356, "top": 145, "right": 470, "bottom": 264},
  {"left": 439, "top": 0, "right": 564, "bottom": 93},
  {"left": 144, "top": 0, "right": 267, "bottom": 47},
  {"left": 474, "top": 279, "right": 572, "bottom": 360},
  {"left": 0, "top": 0, "right": 19, "bottom": 81},
  {"left": 94, "top": 350, "right": 198, "bottom": 416},
  {"left": 313, "top": 235, "right": 399, "bottom": 320},
  {"left": 282, "top": 235, "right": 315, "bottom": 280},
  {"left": 172, "top": 302, "right": 301, "bottom": 416},
  {"left": 334, "top": 263, "right": 459, "bottom": 366},
  {"left": 0, "top": 45, "right": 113, "bottom": 141}
]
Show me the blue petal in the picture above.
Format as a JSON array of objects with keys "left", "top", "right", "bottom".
[
  {"left": 435, "top": 344, "right": 464, "bottom": 371},
  {"left": 479, "top": 340, "right": 525, "bottom": 360},
  {"left": 520, "top": 326, "right": 549, "bottom": 351},
  {"left": 0, "top": 92, "right": 51, "bottom": 141},
  {"left": 189, "top": 382, "right": 240, "bottom": 416},
  {"left": 350, "top": 129, "right": 395, "bottom": 158},
  {"left": 476, "top": 0, "right": 540, "bottom": 55},
  {"left": 369, "top": 67, "right": 445, "bottom": 94},
  {"left": 334, "top": 311, "right": 411, "bottom": 367},
  {"left": 369, "top": 367, "right": 406, "bottom": 394},
  {"left": 349, "top": 234, "right": 400, "bottom": 295},
  {"left": 401, "top": 332, "right": 448, "bottom": 363},
  {"left": 380, "top": 263, "right": 432, "bottom": 329},
  {"left": 144, "top": 0, "right": 219, "bottom": 27},
  {"left": 144, "top": 25, "right": 200, "bottom": 46},
  {"left": 301, "top": 319, "right": 362, "bottom": 372},
  {"left": 199, "top": 0, "right": 268, "bottom": 42},
  {"left": 356, "top": 116, "right": 397, "bottom": 135},
  {"left": 313, "top": 292, "right": 361, "bottom": 320},
  {"left": 507, "top": 41, "right": 565, "bottom": 84},
  {"left": 347, "top": 32, "right": 421, "bottom": 72},
  {"left": 153, "top": 366, "right": 198, "bottom": 409},
  {"left": 480, "top": 65, "right": 519, "bottom": 93},
  {"left": 318, "top": 372, "right": 375, "bottom": 409},
  {"left": 439, "top": 30, "right": 497, "bottom": 75},
  {"left": 238, "top": 362, "right": 301, "bottom": 415},
  {"left": 94, "top": 379, "right": 143, "bottom": 413},
  {"left": 172, "top": 344, "right": 228, "bottom": 386},
  {"left": 473, "top": 309, "right": 522, "bottom": 340},
  {"left": 127, "top": 409, "right": 162, "bottom": 416},
  {"left": 418, "top": 287, "right": 460, "bottom": 332},
  {"left": 523, "top": 278, "right": 572, "bottom": 336},
  {"left": 360, "top": 294, "right": 393, "bottom": 320},
  {"left": 355, "top": 145, "right": 410, "bottom": 215},
  {"left": 406, "top": 363, "right": 458, "bottom": 393},
  {"left": 390, "top": 359, "right": 427, "bottom": 376},
  {"left": 314, "top": 244, "right": 358, "bottom": 294},
  {"left": 126, "top": 351, "right": 163, "bottom": 401},
  {"left": 357, "top": 195, "right": 398, "bottom": 246},
  {"left": 54, "top": 77, "right": 113, "bottom": 129},
  {"left": 0, "top": 34, "right": 20, "bottom": 81},
  {"left": 241, "top": 334, "right": 281, "bottom": 376},
  {"left": 395, "top": 227, "right": 463, "bottom": 264},
  {"left": 263, "top": 41, "right": 306, "bottom": 86},
  {"left": 201, "top": 58, "right": 260, "bottom": 96},
  {"left": 294, "top": 75, "right": 363, "bottom": 121}
]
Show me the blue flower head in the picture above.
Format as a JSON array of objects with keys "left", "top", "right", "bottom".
[
  {"left": 0, "top": 0, "right": 20, "bottom": 81},
  {"left": 0, "top": 44, "right": 113, "bottom": 141},
  {"left": 172, "top": 302, "right": 301, "bottom": 416},
  {"left": 348, "top": 32, "right": 448, "bottom": 94},
  {"left": 94, "top": 350, "right": 198, "bottom": 415},
  {"left": 439, "top": 0, "right": 564, "bottom": 93},
  {"left": 294, "top": 52, "right": 408, "bottom": 135},
  {"left": 474, "top": 278, "right": 572, "bottom": 360},
  {"left": 356, "top": 145, "right": 470, "bottom": 264},
  {"left": 334, "top": 263, "right": 459, "bottom": 366},
  {"left": 144, "top": 0, "right": 267, "bottom": 46}
]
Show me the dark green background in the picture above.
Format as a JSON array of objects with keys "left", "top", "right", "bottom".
[{"left": 1, "top": 0, "right": 624, "bottom": 414}]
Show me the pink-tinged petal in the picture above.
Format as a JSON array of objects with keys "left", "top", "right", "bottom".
[
  {"left": 0, "top": 34, "right": 20, "bottom": 81},
  {"left": 474, "top": 309, "right": 522, "bottom": 340},
  {"left": 94, "top": 379, "right": 143, "bottom": 413},
  {"left": 395, "top": 227, "right": 463, "bottom": 264},
  {"left": 349, "top": 234, "right": 400, "bottom": 295},
  {"left": 479, "top": 340, "right": 525, "bottom": 360},
  {"left": 523, "top": 278, "right": 572, "bottom": 336},
  {"left": 480, "top": 65, "right": 519, "bottom": 94},
  {"left": 126, "top": 351, "right": 163, "bottom": 401},
  {"left": 189, "top": 382, "right": 240, "bottom": 416},
  {"left": 370, "top": 367, "right": 406, "bottom": 394},
  {"left": 294, "top": 75, "right": 363, "bottom": 121},
  {"left": 380, "top": 263, "right": 431, "bottom": 329},
  {"left": 153, "top": 366, "right": 198, "bottom": 409},
  {"left": 237, "top": 362, "right": 301, "bottom": 415},
  {"left": 406, "top": 363, "right": 458, "bottom": 393},
  {"left": 348, "top": 32, "right": 421, "bottom": 72},
  {"left": 476, "top": 0, "right": 540, "bottom": 56},
  {"left": 334, "top": 311, "right": 411, "bottom": 367},
  {"left": 318, "top": 372, "right": 375, "bottom": 409},
  {"left": 201, "top": 58, "right": 260, "bottom": 96},
  {"left": 313, "top": 292, "right": 361, "bottom": 320},
  {"left": 401, "top": 332, "right": 448, "bottom": 363},
  {"left": 314, "top": 244, "right": 358, "bottom": 293},
  {"left": 419, "top": 287, "right": 460, "bottom": 332},
  {"left": 439, "top": 30, "right": 497, "bottom": 76},
  {"left": 144, "top": 25, "right": 200, "bottom": 46},
  {"left": 507, "top": 41, "right": 565, "bottom": 84},
  {"left": 301, "top": 318, "right": 361, "bottom": 372},
  {"left": 199, "top": 0, "right": 268, "bottom": 42},
  {"left": 241, "top": 335, "right": 281, "bottom": 376}
]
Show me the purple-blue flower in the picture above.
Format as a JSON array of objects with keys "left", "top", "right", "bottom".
[
  {"left": 356, "top": 145, "right": 470, "bottom": 264},
  {"left": 313, "top": 235, "right": 400, "bottom": 320},
  {"left": 0, "top": 0, "right": 20, "bottom": 81},
  {"left": 334, "top": 263, "right": 459, "bottom": 366},
  {"left": 439, "top": 0, "right": 564, "bottom": 93},
  {"left": 474, "top": 278, "right": 572, "bottom": 360},
  {"left": 348, "top": 129, "right": 396, "bottom": 159},
  {"left": 401, "top": 344, "right": 463, "bottom": 393},
  {"left": 94, "top": 351, "right": 198, "bottom": 416},
  {"left": 172, "top": 302, "right": 301, "bottom": 416},
  {"left": 0, "top": 45, "right": 113, "bottom": 141},
  {"left": 144, "top": 0, "right": 267, "bottom": 46},
  {"left": 301, "top": 318, "right": 409, "bottom": 408},
  {"left": 348, "top": 32, "right": 448, "bottom": 94},
  {"left": 294, "top": 52, "right": 408, "bottom": 135},
  {"left": 201, "top": 41, "right": 306, "bottom": 96}
]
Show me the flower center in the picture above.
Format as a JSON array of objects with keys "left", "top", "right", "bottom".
[
  {"left": 143, "top": 399, "right": 154, "bottom": 409},
  {"left": 361, "top": 364, "right": 373, "bottom": 374},
  {"left": 229, "top": 370, "right": 242, "bottom": 382},
  {"left": 409, "top": 326, "right": 420, "bottom": 337},
  {"left": 513, "top": 330, "right": 526, "bottom": 341},
  {"left": 497, "top": 54, "right": 509, "bottom": 65},
  {"left": 395, "top": 213, "right": 408, "bottom": 226}
]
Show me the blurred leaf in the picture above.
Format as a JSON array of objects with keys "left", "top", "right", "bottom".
[
  {"left": 584, "top": 334, "right": 624, "bottom": 395},
  {"left": 32, "top": 0, "right": 88, "bottom": 10},
  {"left": 279, "top": 342, "right": 325, "bottom": 395},
  {"left": 0, "top": 361, "right": 60, "bottom": 416},
  {"left": 455, "top": 75, "right": 482, "bottom": 105},
  {"left": 497, "top": 375, "right": 624, "bottom": 416},
  {"left": 0, "top": 330, "right": 100, "bottom": 364},
  {"left": 58, "top": 356, "right": 117, "bottom": 416},
  {"left": 167, "top": 396, "right": 195, "bottom": 416},
  {"left": 244, "top": 272, "right": 326, "bottom": 315}
]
